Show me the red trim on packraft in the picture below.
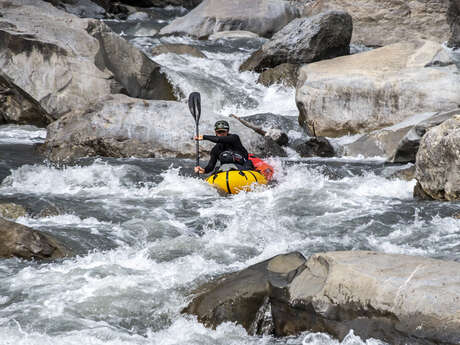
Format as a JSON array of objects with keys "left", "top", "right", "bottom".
[{"left": 248, "top": 154, "right": 274, "bottom": 181}]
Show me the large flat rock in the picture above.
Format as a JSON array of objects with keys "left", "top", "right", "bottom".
[{"left": 296, "top": 40, "right": 460, "bottom": 137}]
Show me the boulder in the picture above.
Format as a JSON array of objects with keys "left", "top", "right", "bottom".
[
  {"left": 0, "top": 217, "right": 71, "bottom": 260},
  {"left": 294, "top": 136, "right": 334, "bottom": 158},
  {"left": 184, "top": 251, "right": 460, "bottom": 345},
  {"left": 240, "top": 11, "right": 352, "bottom": 73},
  {"left": 392, "top": 109, "right": 460, "bottom": 163},
  {"left": 447, "top": 0, "right": 460, "bottom": 48},
  {"left": 41, "top": 94, "right": 266, "bottom": 162},
  {"left": 45, "top": 0, "right": 107, "bottom": 18},
  {"left": 150, "top": 44, "right": 206, "bottom": 58},
  {"left": 118, "top": 0, "right": 203, "bottom": 9},
  {"left": 304, "top": 0, "right": 450, "bottom": 47},
  {"left": 0, "top": 203, "right": 27, "bottom": 220},
  {"left": 0, "top": 71, "right": 52, "bottom": 127},
  {"left": 159, "top": 0, "right": 299, "bottom": 39},
  {"left": 415, "top": 115, "right": 460, "bottom": 201},
  {"left": 296, "top": 40, "right": 460, "bottom": 137},
  {"left": 0, "top": 1, "right": 176, "bottom": 121},
  {"left": 388, "top": 165, "right": 416, "bottom": 181},
  {"left": 257, "top": 63, "right": 298, "bottom": 87}
]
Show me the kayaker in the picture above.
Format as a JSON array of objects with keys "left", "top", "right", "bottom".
[{"left": 194, "top": 120, "right": 253, "bottom": 174}]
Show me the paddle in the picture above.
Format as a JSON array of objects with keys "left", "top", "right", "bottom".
[{"left": 188, "top": 92, "right": 201, "bottom": 175}]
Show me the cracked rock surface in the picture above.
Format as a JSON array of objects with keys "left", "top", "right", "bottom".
[{"left": 183, "top": 251, "right": 460, "bottom": 345}]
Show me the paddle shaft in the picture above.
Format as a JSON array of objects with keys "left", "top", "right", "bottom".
[{"left": 195, "top": 121, "right": 200, "bottom": 171}]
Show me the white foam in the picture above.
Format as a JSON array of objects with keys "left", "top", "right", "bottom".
[{"left": 0, "top": 125, "right": 46, "bottom": 144}]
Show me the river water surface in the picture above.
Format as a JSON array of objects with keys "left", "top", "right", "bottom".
[{"left": 0, "top": 6, "right": 459, "bottom": 345}]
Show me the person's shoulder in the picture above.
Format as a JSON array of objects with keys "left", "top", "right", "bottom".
[{"left": 228, "top": 133, "right": 240, "bottom": 138}]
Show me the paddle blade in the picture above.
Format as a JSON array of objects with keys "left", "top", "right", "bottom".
[{"left": 188, "top": 92, "right": 201, "bottom": 122}]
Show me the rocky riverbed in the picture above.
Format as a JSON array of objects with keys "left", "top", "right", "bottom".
[{"left": 0, "top": 1, "right": 460, "bottom": 344}]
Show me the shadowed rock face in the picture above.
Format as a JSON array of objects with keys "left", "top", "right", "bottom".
[
  {"left": 0, "top": 72, "right": 52, "bottom": 126},
  {"left": 0, "top": 217, "right": 71, "bottom": 260},
  {"left": 240, "top": 11, "right": 352, "bottom": 73},
  {"left": 184, "top": 251, "right": 460, "bottom": 345},
  {"left": 447, "top": 0, "right": 460, "bottom": 48},
  {"left": 415, "top": 115, "right": 460, "bottom": 201}
]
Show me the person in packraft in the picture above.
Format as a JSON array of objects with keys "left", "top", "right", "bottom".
[{"left": 194, "top": 120, "right": 253, "bottom": 174}]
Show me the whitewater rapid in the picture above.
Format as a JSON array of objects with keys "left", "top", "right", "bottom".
[{"left": 1, "top": 6, "right": 459, "bottom": 345}]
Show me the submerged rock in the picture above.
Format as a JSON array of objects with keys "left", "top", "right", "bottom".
[
  {"left": 184, "top": 251, "right": 460, "bottom": 344},
  {"left": 294, "top": 137, "right": 334, "bottom": 158},
  {"left": 0, "top": 203, "right": 27, "bottom": 220},
  {"left": 415, "top": 115, "right": 460, "bottom": 201},
  {"left": 159, "top": 0, "right": 299, "bottom": 39},
  {"left": 41, "top": 94, "right": 266, "bottom": 162},
  {"left": 0, "top": 217, "right": 71, "bottom": 260},
  {"left": 150, "top": 44, "right": 206, "bottom": 58},
  {"left": 296, "top": 40, "right": 460, "bottom": 137},
  {"left": 257, "top": 63, "right": 298, "bottom": 87},
  {"left": 240, "top": 11, "right": 352, "bottom": 72},
  {"left": 304, "top": 0, "right": 450, "bottom": 47},
  {"left": 208, "top": 30, "right": 260, "bottom": 40}
]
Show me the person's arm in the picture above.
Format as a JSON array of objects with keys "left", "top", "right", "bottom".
[
  {"left": 203, "top": 134, "right": 238, "bottom": 145},
  {"left": 203, "top": 148, "right": 218, "bottom": 173}
]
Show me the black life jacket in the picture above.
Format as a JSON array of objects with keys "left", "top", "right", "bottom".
[{"left": 218, "top": 151, "right": 245, "bottom": 165}]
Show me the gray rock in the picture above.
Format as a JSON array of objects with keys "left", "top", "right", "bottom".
[
  {"left": 47, "top": 0, "right": 107, "bottom": 18},
  {"left": 0, "top": 71, "right": 52, "bottom": 127},
  {"left": 294, "top": 136, "right": 334, "bottom": 158},
  {"left": 388, "top": 165, "right": 416, "bottom": 181},
  {"left": 296, "top": 40, "right": 460, "bottom": 137},
  {"left": 415, "top": 115, "right": 460, "bottom": 201},
  {"left": 118, "top": 0, "right": 202, "bottom": 9},
  {"left": 304, "top": 0, "right": 450, "bottom": 47},
  {"left": 184, "top": 251, "right": 460, "bottom": 345},
  {"left": 240, "top": 113, "right": 303, "bottom": 135},
  {"left": 392, "top": 109, "right": 460, "bottom": 163},
  {"left": 0, "top": 203, "right": 27, "bottom": 220},
  {"left": 257, "top": 63, "right": 298, "bottom": 87},
  {"left": 447, "top": 0, "right": 460, "bottom": 48},
  {"left": 240, "top": 11, "right": 352, "bottom": 72},
  {"left": 41, "top": 94, "right": 266, "bottom": 162},
  {"left": 208, "top": 30, "right": 260, "bottom": 40},
  {"left": 159, "top": 0, "right": 299, "bottom": 39},
  {"left": 0, "top": 1, "right": 176, "bottom": 122},
  {"left": 150, "top": 44, "right": 206, "bottom": 58},
  {"left": 0, "top": 217, "right": 71, "bottom": 260}
]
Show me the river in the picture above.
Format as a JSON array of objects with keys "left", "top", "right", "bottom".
[{"left": 0, "top": 6, "right": 459, "bottom": 345}]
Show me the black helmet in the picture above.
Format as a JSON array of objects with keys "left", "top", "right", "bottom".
[{"left": 214, "top": 120, "right": 229, "bottom": 131}]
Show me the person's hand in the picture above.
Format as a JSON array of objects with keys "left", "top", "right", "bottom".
[
  {"left": 194, "top": 166, "right": 205, "bottom": 174},
  {"left": 194, "top": 135, "right": 203, "bottom": 141}
]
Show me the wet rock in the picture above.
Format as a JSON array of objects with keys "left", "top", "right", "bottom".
[
  {"left": 35, "top": 206, "right": 62, "bottom": 219},
  {"left": 118, "top": 0, "right": 202, "bottom": 9},
  {"left": 184, "top": 251, "right": 460, "bottom": 344},
  {"left": 41, "top": 94, "right": 266, "bottom": 161},
  {"left": 392, "top": 109, "right": 460, "bottom": 163},
  {"left": 182, "top": 252, "right": 306, "bottom": 333},
  {"left": 0, "top": 72, "right": 52, "bottom": 127},
  {"left": 415, "top": 115, "right": 460, "bottom": 201},
  {"left": 240, "top": 11, "right": 352, "bottom": 72},
  {"left": 241, "top": 113, "right": 304, "bottom": 134},
  {"left": 150, "top": 44, "right": 206, "bottom": 58},
  {"left": 257, "top": 63, "right": 298, "bottom": 87},
  {"left": 256, "top": 137, "right": 287, "bottom": 157},
  {"left": 296, "top": 40, "right": 460, "bottom": 137},
  {"left": 0, "top": 203, "right": 27, "bottom": 220},
  {"left": 208, "top": 30, "right": 260, "bottom": 40},
  {"left": 0, "top": 217, "right": 71, "bottom": 260},
  {"left": 388, "top": 165, "right": 416, "bottom": 181},
  {"left": 45, "top": 0, "right": 107, "bottom": 18},
  {"left": 447, "top": 0, "right": 460, "bottom": 48},
  {"left": 294, "top": 136, "right": 334, "bottom": 158},
  {"left": 0, "top": 1, "right": 176, "bottom": 122},
  {"left": 159, "top": 0, "right": 299, "bottom": 39},
  {"left": 304, "top": 0, "right": 450, "bottom": 47}
]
